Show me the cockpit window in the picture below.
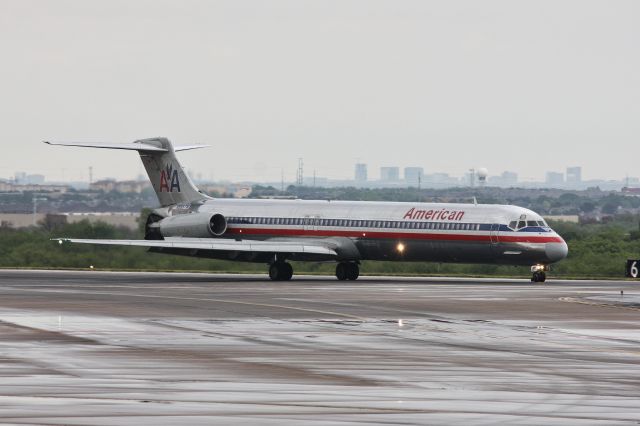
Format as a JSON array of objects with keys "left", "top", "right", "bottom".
[
  {"left": 517, "top": 221, "right": 526, "bottom": 229},
  {"left": 509, "top": 221, "right": 517, "bottom": 230},
  {"left": 526, "top": 221, "right": 540, "bottom": 227}
]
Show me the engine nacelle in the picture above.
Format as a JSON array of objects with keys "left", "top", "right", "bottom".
[{"left": 159, "top": 212, "right": 227, "bottom": 238}]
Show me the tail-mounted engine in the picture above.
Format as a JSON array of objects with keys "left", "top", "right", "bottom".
[{"left": 157, "top": 212, "right": 227, "bottom": 238}]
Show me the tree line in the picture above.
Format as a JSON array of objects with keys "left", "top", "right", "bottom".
[{"left": 1, "top": 212, "right": 638, "bottom": 279}]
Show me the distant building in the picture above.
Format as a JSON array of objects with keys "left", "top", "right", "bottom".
[
  {"left": 354, "top": 163, "right": 367, "bottom": 182},
  {"left": 546, "top": 172, "right": 564, "bottom": 186},
  {"left": 501, "top": 171, "right": 518, "bottom": 186},
  {"left": 566, "top": 167, "right": 582, "bottom": 184},
  {"left": 380, "top": 167, "right": 400, "bottom": 182},
  {"left": 90, "top": 179, "right": 149, "bottom": 193},
  {"left": 404, "top": 167, "right": 424, "bottom": 186},
  {"left": 488, "top": 171, "right": 519, "bottom": 187},
  {"left": 0, "top": 181, "right": 68, "bottom": 193},
  {"left": 14, "top": 172, "right": 45, "bottom": 185}
]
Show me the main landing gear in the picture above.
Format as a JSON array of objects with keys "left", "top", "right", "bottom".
[
  {"left": 531, "top": 265, "right": 548, "bottom": 283},
  {"left": 336, "top": 262, "right": 359, "bottom": 281},
  {"left": 269, "top": 261, "right": 293, "bottom": 281}
]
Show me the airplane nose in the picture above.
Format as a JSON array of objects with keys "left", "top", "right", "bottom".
[{"left": 545, "top": 239, "right": 568, "bottom": 263}]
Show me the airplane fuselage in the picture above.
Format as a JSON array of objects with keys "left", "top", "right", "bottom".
[{"left": 155, "top": 198, "right": 568, "bottom": 267}]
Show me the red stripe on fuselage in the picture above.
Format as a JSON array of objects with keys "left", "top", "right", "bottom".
[{"left": 225, "top": 227, "right": 563, "bottom": 244}]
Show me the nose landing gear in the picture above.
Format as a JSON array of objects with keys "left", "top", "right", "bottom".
[{"left": 531, "top": 264, "right": 548, "bottom": 283}]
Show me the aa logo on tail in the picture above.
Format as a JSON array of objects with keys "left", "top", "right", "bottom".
[{"left": 159, "top": 164, "right": 181, "bottom": 192}]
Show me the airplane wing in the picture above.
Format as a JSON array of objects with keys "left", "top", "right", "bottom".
[{"left": 54, "top": 237, "right": 338, "bottom": 257}]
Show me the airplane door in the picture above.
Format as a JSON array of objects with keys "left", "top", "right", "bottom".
[{"left": 490, "top": 223, "right": 500, "bottom": 244}]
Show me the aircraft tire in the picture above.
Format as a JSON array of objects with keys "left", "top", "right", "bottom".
[
  {"left": 336, "top": 263, "right": 348, "bottom": 281},
  {"left": 281, "top": 262, "right": 293, "bottom": 281},
  {"left": 269, "top": 263, "right": 281, "bottom": 281},
  {"left": 346, "top": 263, "right": 359, "bottom": 281},
  {"left": 531, "top": 271, "right": 547, "bottom": 283},
  {"left": 269, "top": 262, "right": 293, "bottom": 281}
]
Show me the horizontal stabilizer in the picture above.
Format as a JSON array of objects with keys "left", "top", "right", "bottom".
[
  {"left": 45, "top": 137, "right": 212, "bottom": 207},
  {"left": 44, "top": 141, "right": 168, "bottom": 152},
  {"left": 174, "top": 145, "right": 210, "bottom": 152},
  {"left": 44, "top": 141, "right": 209, "bottom": 152}
]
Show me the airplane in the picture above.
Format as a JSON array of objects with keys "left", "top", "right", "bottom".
[{"left": 45, "top": 137, "right": 568, "bottom": 283}]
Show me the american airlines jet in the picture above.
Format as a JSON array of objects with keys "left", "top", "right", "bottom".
[{"left": 46, "top": 138, "right": 568, "bottom": 283}]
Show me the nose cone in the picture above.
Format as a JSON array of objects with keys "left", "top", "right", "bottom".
[{"left": 546, "top": 239, "right": 568, "bottom": 263}]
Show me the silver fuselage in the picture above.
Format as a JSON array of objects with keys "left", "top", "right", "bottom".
[{"left": 158, "top": 198, "right": 568, "bottom": 266}]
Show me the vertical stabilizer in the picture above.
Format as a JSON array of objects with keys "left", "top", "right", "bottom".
[
  {"left": 44, "top": 137, "right": 211, "bottom": 207},
  {"left": 134, "top": 137, "right": 208, "bottom": 206}
]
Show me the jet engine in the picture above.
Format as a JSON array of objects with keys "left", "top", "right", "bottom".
[{"left": 158, "top": 212, "right": 227, "bottom": 238}]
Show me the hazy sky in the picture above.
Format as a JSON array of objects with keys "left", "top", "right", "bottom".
[{"left": 0, "top": 0, "right": 638, "bottom": 183}]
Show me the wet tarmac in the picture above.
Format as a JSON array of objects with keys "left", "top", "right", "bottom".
[{"left": 0, "top": 270, "right": 639, "bottom": 425}]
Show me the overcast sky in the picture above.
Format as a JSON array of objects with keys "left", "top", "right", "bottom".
[{"left": 0, "top": 0, "right": 638, "bottom": 183}]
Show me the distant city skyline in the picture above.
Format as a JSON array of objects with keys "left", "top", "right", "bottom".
[
  {"left": 1, "top": 1, "right": 638, "bottom": 184},
  {"left": 4, "top": 163, "right": 639, "bottom": 193}
]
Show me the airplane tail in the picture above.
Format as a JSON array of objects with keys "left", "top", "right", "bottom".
[{"left": 44, "top": 137, "right": 211, "bottom": 207}]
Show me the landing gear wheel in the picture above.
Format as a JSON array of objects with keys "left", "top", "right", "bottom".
[
  {"left": 531, "top": 271, "right": 547, "bottom": 283},
  {"left": 281, "top": 262, "right": 293, "bottom": 281},
  {"left": 336, "top": 262, "right": 359, "bottom": 281},
  {"left": 335, "top": 263, "right": 348, "bottom": 281},
  {"left": 346, "top": 263, "right": 359, "bottom": 281},
  {"left": 269, "top": 262, "right": 293, "bottom": 281}
]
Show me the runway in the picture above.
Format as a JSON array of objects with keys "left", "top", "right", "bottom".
[{"left": 0, "top": 270, "right": 639, "bottom": 425}]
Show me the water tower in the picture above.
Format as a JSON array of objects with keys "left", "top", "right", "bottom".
[{"left": 477, "top": 168, "right": 489, "bottom": 186}]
